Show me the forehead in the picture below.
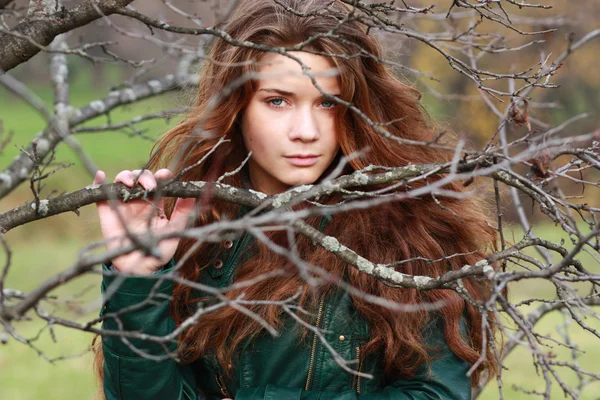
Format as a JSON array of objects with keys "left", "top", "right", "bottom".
[{"left": 254, "top": 52, "right": 341, "bottom": 94}]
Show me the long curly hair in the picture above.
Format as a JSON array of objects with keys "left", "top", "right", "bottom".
[{"left": 94, "top": 0, "right": 499, "bottom": 395}]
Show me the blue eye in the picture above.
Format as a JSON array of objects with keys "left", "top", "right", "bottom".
[
  {"left": 321, "top": 100, "right": 336, "bottom": 108},
  {"left": 268, "top": 98, "right": 285, "bottom": 107}
]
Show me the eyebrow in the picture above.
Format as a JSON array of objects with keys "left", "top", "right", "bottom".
[
  {"left": 258, "top": 88, "right": 341, "bottom": 98},
  {"left": 258, "top": 88, "right": 295, "bottom": 96}
]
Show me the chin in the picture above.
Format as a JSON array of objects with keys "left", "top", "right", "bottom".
[{"left": 284, "top": 175, "right": 320, "bottom": 187}]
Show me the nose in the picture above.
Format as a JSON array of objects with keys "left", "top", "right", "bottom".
[{"left": 288, "top": 106, "right": 320, "bottom": 142}]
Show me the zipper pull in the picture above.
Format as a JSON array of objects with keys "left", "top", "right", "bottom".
[{"left": 215, "top": 374, "right": 232, "bottom": 398}]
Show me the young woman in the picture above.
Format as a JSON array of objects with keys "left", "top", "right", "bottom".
[{"left": 93, "top": 0, "right": 499, "bottom": 399}]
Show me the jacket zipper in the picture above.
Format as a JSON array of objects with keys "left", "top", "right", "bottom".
[
  {"left": 305, "top": 297, "right": 325, "bottom": 390},
  {"left": 354, "top": 345, "right": 363, "bottom": 394},
  {"left": 215, "top": 374, "right": 231, "bottom": 398},
  {"left": 213, "top": 233, "right": 251, "bottom": 398}
]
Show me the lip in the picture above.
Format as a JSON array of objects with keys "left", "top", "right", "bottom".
[{"left": 284, "top": 154, "right": 320, "bottom": 167}]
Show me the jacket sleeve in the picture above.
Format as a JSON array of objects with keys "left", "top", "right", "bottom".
[
  {"left": 100, "top": 261, "right": 198, "bottom": 400},
  {"left": 235, "top": 317, "right": 471, "bottom": 400}
]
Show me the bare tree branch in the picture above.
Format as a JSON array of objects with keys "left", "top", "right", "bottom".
[{"left": 0, "top": 0, "right": 135, "bottom": 71}]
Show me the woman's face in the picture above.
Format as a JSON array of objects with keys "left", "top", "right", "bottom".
[{"left": 240, "top": 51, "right": 341, "bottom": 195}]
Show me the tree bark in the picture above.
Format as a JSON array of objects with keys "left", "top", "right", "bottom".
[{"left": 0, "top": 0, "right": 134, "bottom": 72}]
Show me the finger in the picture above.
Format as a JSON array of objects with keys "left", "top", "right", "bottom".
[
  {"left": 94, "top": 170, "right": 111, "bottom": 212},
  {"left": 93, "top": 170, "right": 106, "bottom": 185},
  {"left": 114, "top": 170, "right": 134, "bottom": 186},
  {"left": 130, "top": 169, "right": 145, "bottom": 184},
  {"left": 135, "top": 170, "right": 158, "bottom": 191},
  {"left": 154, "top": 168, "right": 174, "bottom": 181}
]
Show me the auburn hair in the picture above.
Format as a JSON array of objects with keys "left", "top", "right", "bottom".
[{"left": 94, "top": 0, "right": 499, "bottom": 394}]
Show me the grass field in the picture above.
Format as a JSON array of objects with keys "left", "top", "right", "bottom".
[{"left": 1, "top": 78, "right": 599, "bottom": 399}]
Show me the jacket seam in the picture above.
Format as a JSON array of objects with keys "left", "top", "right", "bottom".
[{"left": 239, "top": 343, "right": 253, "bottom": 388}]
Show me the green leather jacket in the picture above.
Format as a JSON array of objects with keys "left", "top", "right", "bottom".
[{"left": 100, "top": 231, "right": 472, "bottom": 400}]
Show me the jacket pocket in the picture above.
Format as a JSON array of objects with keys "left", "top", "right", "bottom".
[{"left": 315, "top": 332, "right": 355, "bottom": 392}]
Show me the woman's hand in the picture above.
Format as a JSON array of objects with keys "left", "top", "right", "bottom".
[{"left": 94, "top": 169, "right": 196, "bottom": 276}]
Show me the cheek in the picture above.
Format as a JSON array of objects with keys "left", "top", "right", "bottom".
[
  {"left": 325, "top": 117, "right": 339, "bottom": 145},
  {"left": 245, "top": 130, "right": 268, "bottom": 151},
  {"left": 241, "top": 104, "right": 273, "bottom": 149},
  {"left": 243, "top": 128, "right": 273, "bottom": 161},
  {"left": 241, "top": 128, "right": 252, "bottom": 150},
  {"left": 241, "top": 110, "right": 259, "bottom": 148},
  {"left": 326, "top": 130, "right": 340, "bottom": 153}
]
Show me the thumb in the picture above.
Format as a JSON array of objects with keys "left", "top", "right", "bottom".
[
  {"left": 168, "top": 197, "right": 197, "bottom": 231},
  {"left": 93, "top": 170, "right": 106, "bottom": 185},
  {"left": 94, "top": 170, "right": 110, "bottom": 212}
]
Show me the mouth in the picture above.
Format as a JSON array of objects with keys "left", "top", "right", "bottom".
[{"left": 284, "top": 154, "right": 321, "bottom": 167}]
